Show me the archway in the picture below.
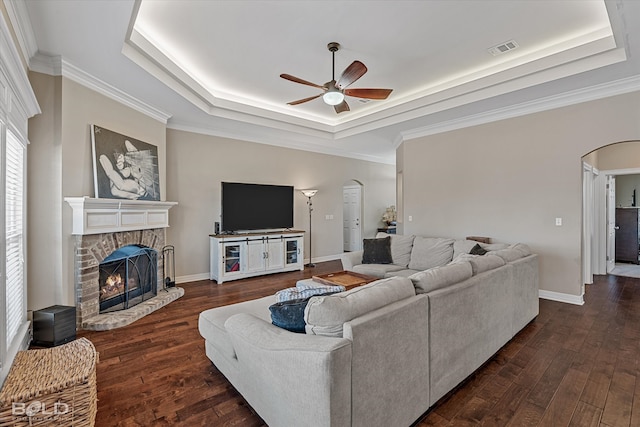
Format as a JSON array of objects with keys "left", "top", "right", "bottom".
[{"left": 582, "top": 140, "right": 640, "bottom": 285}]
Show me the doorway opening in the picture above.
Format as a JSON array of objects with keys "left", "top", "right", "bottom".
[{"left": 582, "top": 141, "right": 640, "bottom": 283}]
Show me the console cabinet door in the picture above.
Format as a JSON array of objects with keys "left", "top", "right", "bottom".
[
  {"left": 221, "top": 242, "right": 244, "bottom": 280},
  {"left": 285, "top": 237, "right": 303, "bottom": 268},
  {"left": 265, "top": 238, "right": 285, "bottom": 271},
  {"left": 246, "top": 239, "right": 267, "bottom": 273}
]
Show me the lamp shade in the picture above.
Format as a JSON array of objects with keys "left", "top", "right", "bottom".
[{"left": 301, "top": 189, "right": 318, "bottom": 198}]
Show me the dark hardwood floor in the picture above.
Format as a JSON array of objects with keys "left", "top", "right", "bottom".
[{"left": 78, "top": 263, "right": 640, "bottom": 426}]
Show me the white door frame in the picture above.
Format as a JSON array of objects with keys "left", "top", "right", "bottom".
[
  {"left": 582, "top": 162, "right": 596, "bottom": 286},
  {"left": 591, "top": 167, "right": 640, "bottom": 276}
]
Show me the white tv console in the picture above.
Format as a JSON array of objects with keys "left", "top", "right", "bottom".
[{"left": 209, "top": 230, "right": 305, "bottom": 283}]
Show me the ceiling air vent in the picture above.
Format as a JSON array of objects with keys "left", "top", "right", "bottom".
[{"left": 488, "top": 40, "right": 519, "bottom": 56}]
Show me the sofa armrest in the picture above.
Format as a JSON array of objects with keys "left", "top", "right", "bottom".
[
  {"left": 341, "top": 250, "right": 363, "bottom": 271},
  {"left": 224, "top": 313, "right": 352, "bottom": 427}
]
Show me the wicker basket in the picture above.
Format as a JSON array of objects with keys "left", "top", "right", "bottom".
[{"left": 0, "top": 338, "right": 98, "bottom": 426}]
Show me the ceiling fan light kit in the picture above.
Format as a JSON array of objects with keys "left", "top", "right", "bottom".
[
  {"left": 281, "top": 42, "right": 392, "bottom": 114},
  {"left": 322, "top": 89, "right": 344, "bottom": 106}
]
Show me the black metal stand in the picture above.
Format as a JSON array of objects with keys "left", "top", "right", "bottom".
[
  {"left": 306, "top": 197, "right": 315, "bottom": 267},
  {"left": 162, "top": 245, "right": 176, "bottom": 290}
]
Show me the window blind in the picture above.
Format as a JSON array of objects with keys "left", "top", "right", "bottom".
[{"left": 5, "top": 129, "right": 25, "bottom": 348}]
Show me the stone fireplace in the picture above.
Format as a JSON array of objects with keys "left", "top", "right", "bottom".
[{"left": 66, "top": 197, "right": 180, "bottom": 330}]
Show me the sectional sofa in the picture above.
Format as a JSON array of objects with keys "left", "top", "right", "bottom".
[{"left": 198, "top": 233, "right": 539, "bottom": 427}]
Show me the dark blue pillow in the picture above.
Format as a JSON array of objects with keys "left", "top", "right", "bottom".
[
  {"left": 269, "top": 292, "right": 339, "bottom": 333},
  {"left": 269, "top": 297, "right": 312, "bottom": 333}
]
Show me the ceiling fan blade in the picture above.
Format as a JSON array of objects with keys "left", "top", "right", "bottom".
[
  {"left": 280, "top": 74, "right": 325, "bottom": 90},
  {"left": 334, "top": 100, "right": 350, "bottom": 114},
  {"left": 287, "top": 93, "right": 323, "bottom": 105},
  {"left": 336, "top": 61, "right": 367, "bottom": 90},
  {"left": 344, "top": 88, "right": 393, "bottom": 100}
]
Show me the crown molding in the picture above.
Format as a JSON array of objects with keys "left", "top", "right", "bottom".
[
  {"left": 29, "top": 53, "right": 172, "bottom": 124},
  {"left": 0, "top": 8, "right": 40, "bottom": 121},
  {"left": 2, "top": 0, "right": 38, "bottom": 65},
  {"left": 396, "top": 73, "right": 640, "bottom": 147}
]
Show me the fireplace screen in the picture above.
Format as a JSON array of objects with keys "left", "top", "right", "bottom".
[{"left": 99, "top": 244, "right": 158, "bottom": 313}]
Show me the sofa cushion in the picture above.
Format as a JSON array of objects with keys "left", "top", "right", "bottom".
[
  {"left": 352, "top": 263, "right": 405, "bottom": 278},
  {"left": 198, "top": 295, "right": 274, "bottom": 361},
  {"left": 376, "top": 232, "right": 415, "bottom": 267},
  {"left": 362, "top": 236, "right": 393, "bottom": 264},
  {"left": 304, "top": 276, "right": 415, "bottom": 337},
  {"left": 408, "top": 237, "right": 455, "bottom": 271},
  {"left": 488, "top": 243, "right": 532, "bottom": 262},
  {"left": 408, "top": 262, "right": 473, "bottom": 294},
  {"left": 384, "top": 269, "right": 419, "bottom": 278},
  {"left": 468, "top": 254, "right": 506, "bottom": 275}
]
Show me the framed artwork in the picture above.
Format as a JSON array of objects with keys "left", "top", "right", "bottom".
[{"left": 91, "top": 125, "right": 160, "bottom": 200}]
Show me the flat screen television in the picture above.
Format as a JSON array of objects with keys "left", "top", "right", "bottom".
[{"left": 221, "top": 182, "right": 294, "bottom": 233}]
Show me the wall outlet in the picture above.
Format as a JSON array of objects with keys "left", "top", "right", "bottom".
[
  {"left": 555, "top": 217, "right": 562, "bottom": 226},
  {"left": 408, "top": 215, "right": 413, "bottom": 222}
]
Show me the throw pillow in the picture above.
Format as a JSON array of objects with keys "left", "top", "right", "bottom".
[
  {"left": 270, "top": 292, "right": 340, "bottom": 332},
  {"left": 269, "top": 297, "right": 310, "bottom": 333},
  {"left": 362, "top": 236, "right": 393, "bottom": 264},
  {"left": 276, "top": 284, "right": 345, "bottom": 303},
  {"left": 469, "top": 243, "right": 488, "bottom": 255}
]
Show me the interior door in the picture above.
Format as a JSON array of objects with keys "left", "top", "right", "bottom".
[
  {"left": 607, "top": 175, "right": 616, "bottom": 273},
  {"left": 343, "top": 185, "right": 362, "bottom": 251}
]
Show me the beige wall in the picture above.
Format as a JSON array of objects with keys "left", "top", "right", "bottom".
[
  {"left": 28, "top": 73, "right": 167, "bottom": 310},
  {"left": 27, "top": 74, "right": 395, "bottom": 309},
  {"left": 589, "top": 140, "right": 640, "bottom": 170},
  {"left": 27, "top": 72, "right": 62, "bottom": 310},
  {"left": 400, "top": 91, "right": 640, "bottom": 299},
  {"left": 165, "top": 128, "right": 396, "bottom": 279}
]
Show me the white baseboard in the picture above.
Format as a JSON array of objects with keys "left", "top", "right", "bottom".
[
  {"left": 308, "top": 254, "right": 343, "bottom": 265},
  {"left": 176, "top": 273, "right": 209, "bottom": 284},
  {"left": 539, "top": 290, "right": 584, "bottom": 305}
]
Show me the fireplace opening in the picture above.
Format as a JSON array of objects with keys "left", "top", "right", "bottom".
[{"left": 99, "top": 244, "right": 158, "bottom": 313}]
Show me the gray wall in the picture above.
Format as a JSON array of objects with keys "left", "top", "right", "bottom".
[{"left": 398, "top": 91, "right": 640, "bottom": 299}]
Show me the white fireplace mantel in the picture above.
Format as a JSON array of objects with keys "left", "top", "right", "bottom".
[{"left": 65, "top": 197, "right": 178, "bottom": 235}]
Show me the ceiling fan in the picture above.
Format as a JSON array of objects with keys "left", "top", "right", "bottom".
[{"left": 280, "top": 42, "right": 393, "bottom": 114}]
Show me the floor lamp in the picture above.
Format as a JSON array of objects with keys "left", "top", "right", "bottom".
[{"left": 301, "top": 189, "right": 318, "bottom": 267}]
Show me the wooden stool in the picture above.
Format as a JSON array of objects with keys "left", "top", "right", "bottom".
[{"left": 0, "top": 338, "right": 98, "bottom": 426}]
